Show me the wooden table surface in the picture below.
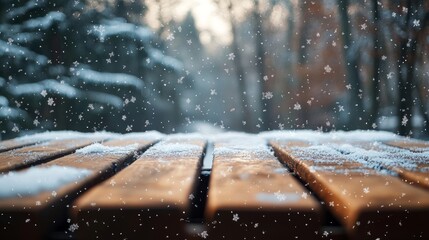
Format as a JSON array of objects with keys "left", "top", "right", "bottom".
[{"left": 0, "top": 131, "right": 428, "bottom": 240}]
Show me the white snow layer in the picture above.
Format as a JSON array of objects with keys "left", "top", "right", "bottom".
[
  {"left": 75, "top": 143, "right": 139, "bottom": 155},
  {"left": 259, "top": 130, "right": 400, "bottom": 143},
  {"left": 0, "top": 165, "right": 91, "bottom": 199},
  {"left": 17, "top": 130, "right": 119, "bottom": 142}
]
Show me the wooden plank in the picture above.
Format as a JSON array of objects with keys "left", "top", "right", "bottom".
[
  {"left": 206, "top": 137, "right": 321, "bottom": 240},
  {"left": 0, "top": 138, "right": 105, "bottom": 173},
  {"left": 73, "top": 138, "right": 206, "bottom": 240},
  {"left": 385, "top": 139, "right": 429, "bottom": 152},
  {"left": 355, "top": 141, "right": 429, "bottom": 190},
  {"left": 0, "top": 138, "right": 45, "bottom": 153},
  {"left": 271, "top": 140, "right": 429, "bottom": 240},
  {"left": 0, "top": 136, "right": 158, "bottom": 240}
]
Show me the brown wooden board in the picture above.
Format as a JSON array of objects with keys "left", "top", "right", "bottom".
[
  {"left": 0, "top": 137, "right": 157, "bottom": 240},
  {"left": 0, "top": 138, "right": 109, "bottom": 173},
  {"left": 205, "top": 138, "right": 321, "bottom": 240},
  {"left": 0, "top": 138, "right": 45, "bottom": 153},
  {"left": 355, "top": 141, "right": 429, "bottom": 190},
  {"left": 385, "top": 140, "right": 429, "bottom": 152},
  {"left": 73, "top": 138, "right": 206, "bottom": 240},
  {"left": 271, "top": 140, "right": 429, "bottom": 240}
]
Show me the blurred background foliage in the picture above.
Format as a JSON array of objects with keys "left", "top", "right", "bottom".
[{"left": 1, "top": 0, "right": 429, "bottom": 139}]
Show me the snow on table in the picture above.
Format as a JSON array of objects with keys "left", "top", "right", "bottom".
[{"left": 0, "top": 130, "right": 428, "bottom": 240}]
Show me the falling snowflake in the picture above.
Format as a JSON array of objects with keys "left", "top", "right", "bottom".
[
  {"left": 40, "top": 90, "right": 47, "bottom": 97},
  {"left": 144, "top": 120, "right": 150, "bottom": 127},
  {"left": 122, "top": 115, "right": 127, "bottom": 121},
  {"left": 189, "top": 194, "right": 195, "bottom": 200},
  {"left": 363, "top": 187, "right": 370, "bottom": 194},
  {"left": 68, "top": 223, "right": 79, "bottom": 232},
  {"left": 293, "top": 102, "right": 301, "bottom": 110},
  {"left": 387, "top": 72, "right": 394, "bottom": 79},
  {"left": 274, "top": 191, "right": 286, "bottom": 201},
  {"left": 232, "top": 213, "right": 239, "bottom": 222},
  {"left": 301, "top": 192, "right": 308, "bottom": 199},
  {"left": 227, "top": 53, "right": 235, "bottom": 60},
  {"left": 278, "top": 123, "right": 285, "bottom": 130},
  {"left": 360, "top": 23, "right": 367, "bottom": 30},
  {"left": 338, "top": 105, "right": 344, "bottom": 112},
  {"left": 324, "top": 65, "right": 332, "bottom": 73},
  {"left": 186, "top": 98, "right": 191, "bottom": 104},
  {"left": 88, "top": 104, "right": 94, "bottom": 110},
  {"left": 413, "top": 19, "right": 420, "bottom": 27},
  {"left": 47, "top": 98, "right": 55, "bottom": 106},
  {"left": 210, "top": 89, "right": 217, "bottom": 95},
  {"left": 345, "top": 84, "right": 352, "bottom": 90},
  {"left": 33, "top": 119, "right": 40, "bottom": 126},
  {"left": 52, "top": 191, "right": 57, "bottom": 197},
  {"left": 262, "top": 92, "right": 273, "bottom": 100},
  {"left": 187, "top": 39, "right": 192, "bottom": 45},
  {"left": 263, "top": 75, "right": 268, "bottom": 81},
  {"left": 401, "top": 115, "right": 408, "bottom": 126},
  {"left": 382, "top": 55, "right": 387, "bottom": 60},
  {"left": 12, "top": 124, "right": 19, "bottom": 132},
  {"left": 199, "top": 231, "right": 209, "bottom": 239},
  {"left": 109, "top": 179, "right": 116, "bottom": 186},
  {"left": 167, "top": 33, "right": 175, "bottom": 41},
  {"left": 126, "top": 125, "right": 133, "bottom": 132}
]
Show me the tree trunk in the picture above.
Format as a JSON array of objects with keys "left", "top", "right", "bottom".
[
  {"left": 253, "top": 0, "right": 271, "bottom": 130},
  {"left": 397, "top": 0, "right": 415, "bottom": 136},
  {"left": 337, "top": 0, "right": 364, "bottom": 129},
  {"left": 369, "top": 0, "right": 381, "bottom": 127},
  {"left": 227, "top": 1, "right": 254, "bottom": 132}
]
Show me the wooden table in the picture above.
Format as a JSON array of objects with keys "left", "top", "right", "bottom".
[{"left": 0, "top": 131, "right": 428, "bottom": 240}]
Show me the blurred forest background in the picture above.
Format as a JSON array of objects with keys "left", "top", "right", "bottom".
[{"left": 1, "top": 0, "right": 429, "bottom": 139}]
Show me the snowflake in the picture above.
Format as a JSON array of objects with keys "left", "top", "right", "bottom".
[
  {"left": 33, "top": 119, "right": 40, "bottom": 126},
  {"left": 332, "top": 41, "right": 337, "bottom": 47},
  {"left": 122, "top": 115, "right": 127, "bottom": 121},
  {"left": 109, "top": 52, "right": 114, "bottom": 57},
  {"left": 372, "top": 123, "right": 377, "bottom": 129},
  {"left": 387, "top": 72, "right": 394, "bottom": 79},
  {"left": 274, "top": 191, "right": 286, "bottom": 201},
  {"left": 401, "top": 115, "right": 408, "bottom": 126},
  {"left": 346, "top": 84, "right": 352, "bottom": 90},
  {"left": 12, "top": 124, "right": 19, "bottom": 132},
  {"left": 35, "top": 201, "right": 41, "bottom": 206},
  {"left": 126, "top": 125, "right": 133, "bottom": 132},
  {"left": 301, "top": 192, "right": 308, "bottom": 199},
  {"left": 338, "top": 105, "right": 344, "bottom": 112},
  {"left": 232, "top": 213, "right": 239, "bottom": 222},
  {"left": 52, "top": 191, "right": 57, "bottom": 197},
  {"left": 263, "top": 75, "right": 268, "bottom": 81},
  {"left": 106, "top": 58, "right": 111, "bottom": 63},
  {"left": 186, "top": 98, "right": 191, "bottom": 104},
  {"left": 199, "top": 230, "right": 209, "bottom": 239},
  {"left": 189, "top": 194, "right": 195, "bottom": 200},
  {"left": 177, "top": 76, "right": 184, "bottom": 84},
  {"left": 25, "top": 219, "right": 30, "bottom": 223},
  {"left": 323, "top": 231, "right": 329, "bottom": 237},
  {"left": 88, "top": 104, "right": 94, "bottom": 110},
  {"left": 254, "top": 223, "right": 259, "bottom": 228},
  {"left": 195, "top": 105, "right": 201, "bottom": 111},
  {"left": 130, "top": 96, "right": 136, "bottom": 103},
  {"left": 262, "top": 92, "right": 273, "bottom": 100},
  {"left": 210, "top": 89, "right": 217, "bottom": 95},
  {"left": 324, "top": 65, "right": 332, "bottom": 73},
  {"left": 40, "top": 90, "right": 47, "bottom": 97},
  {"left": 109, "top": 179, "right": 116, "bottom": 186},
  {"left": 227, "top": 53, "right": 235, "bottom": 60},
  {"left": 278, "top": 123, "right": 285, "bottom": 130},
  {"left": 329, "top": 201, "right": 334, "bottom": 207},
  {"left": 413, "top": 19, "right": 420, "bottom": 27},
  {"left": 293, "top": 102, "right": 301, "bottom": 110},
  {"left": 47, "top": 98, "right": 55, "bottom": 106},
  {"left": 187, "top": 39, "right": 192, "bottom": 45},
  {"left": 167, "top": 33, "right": 175, "bottom": 41},
  {"left": 363, "top": 187, "right": 370, "bottom": 194},
  {"left": 144, "top": 120, "right": 150, "bottom": 127},
  {"left": 382, "top": 55, "right": 387, "bottom": 61},
  {"left": 68, "top": 223, "right": 79, "bottom": 232},
  {"left": 7, "top": 38, "right": 14, "bottom": 45},
  {"left": 360, "top": 23, "right": 367, "bottom": 30}
]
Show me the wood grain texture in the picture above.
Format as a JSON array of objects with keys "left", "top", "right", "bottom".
[
  {"left": 73, "top": 138, "right": 206, "bottom": 240},
  {"left": 0, "top": 138, "right": 106, "bottom": 173},
  {"left": 205, "top": 140, "right": 321, "bottom": 240},
  {"left": 0, "top": 138, "right": 156, "bottom": 240},
  {"left": 271, "top": 140, "right": 429, "bottom": 240}
]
